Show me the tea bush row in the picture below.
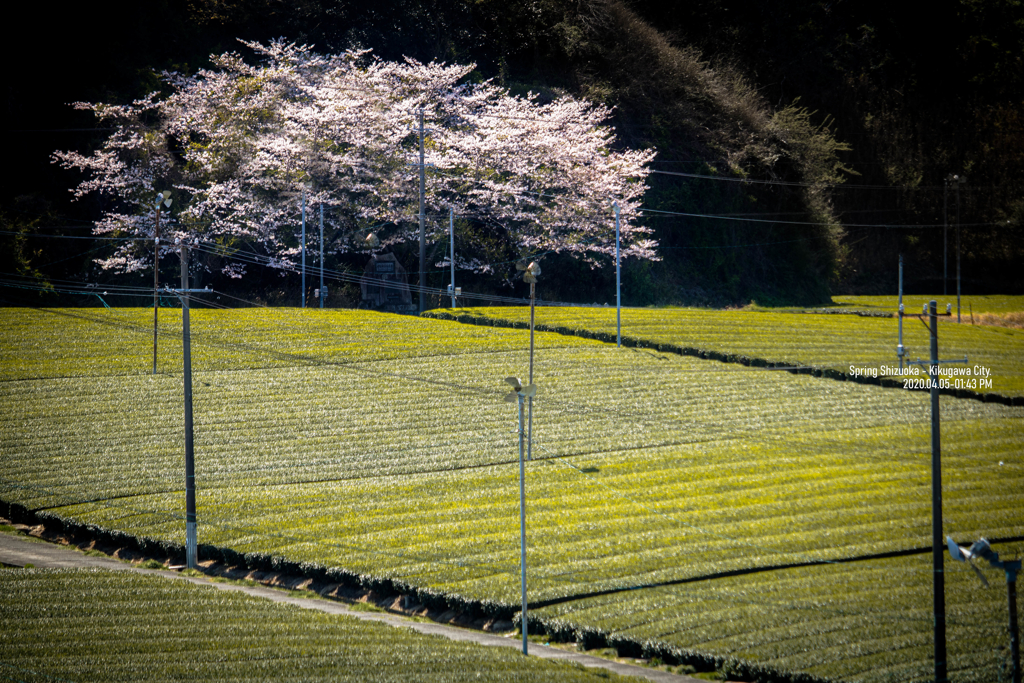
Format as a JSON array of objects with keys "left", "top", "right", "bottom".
[{"left": 0, "top": 568, "right": 630, "bottom": 682}]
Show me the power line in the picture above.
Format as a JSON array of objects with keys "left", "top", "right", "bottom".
[
  {"left": 636, "top": 206, "right": 1009, "bottom": 229},
  {"left": 650, "top": 168, "right": 950, "bottom": 191},
  {"left": 0, "top": 230, "right": 154, "bottom": 241}
]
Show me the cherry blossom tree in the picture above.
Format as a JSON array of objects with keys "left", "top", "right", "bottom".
[{"left": 53, "top": 40, "right": 656, "bottom": 281}]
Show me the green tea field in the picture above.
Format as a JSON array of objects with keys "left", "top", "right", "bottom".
[
  {"left": 430, "top": 302, "right": 1024, "bottom": 397},
  {"left": 0, "top": 568, "right": 636, "bottom": 682},
  {"left": 831, "top": 295, "right": 1024, "bottom": 317},
  {"left": 1, "top": 306, "right": 1022, "bottom": 682}
]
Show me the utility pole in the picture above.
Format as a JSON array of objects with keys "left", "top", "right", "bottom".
[
  {"left": 528, "top": 279, "right": 536, "bottom": 462},
  {"left": 319, "top": 203, "right": 325, "bottom": 309},
  {"left": 945, "top": 175, "right": 966, "bottom": 321},
  {"left": 152, "top": 192, "right": 171, "bottom": 374},
  {"left": 517, "top": 389, "right": 528, "bottom": 655},
  {"left": 418, "top": 108, "right": 426, "bottom": 314},
  {"left": 153, "top": 207, "right": 162, "bottom": 375},
  {"left": 301, "top": 188, "right": 306, "bottom": 309},
  {"left": 450, "top": 208, "right": 456, "bottom": 309},
  {"left": 943, "top": 181, "right": 949, "bottom": 297},
  {"left": 956, "top": 178, "right": 963, "bottom": 323},
  {"left": 904, "top": 300, "right": 966, "bottom": 683},
  {"left": 179, "top": 240, "right": 198, "bottom": 570},
  {"left": 928, "top": 300, "right": 947, "bottom": 683},
  {"left": 1010, "top": 564, "right": 1021, "bottom": 683},
  {"left": 898, "top": 254, "right": 905, "bottom": 370},
  {"left": 613, "top": 201, "right": 621, "bottom": 348}
]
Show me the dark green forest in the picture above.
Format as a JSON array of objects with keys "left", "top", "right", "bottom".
[{"left": 3, "top": 0, "right": 1022, "bottom": 307}]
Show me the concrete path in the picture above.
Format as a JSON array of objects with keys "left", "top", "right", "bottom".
[{"left": 0, "top": 532, "right": 700, "bottom": 683}]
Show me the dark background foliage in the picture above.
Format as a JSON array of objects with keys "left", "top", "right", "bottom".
[{"left": 3, "top": 0, "right": 1022, "bottom": 308}]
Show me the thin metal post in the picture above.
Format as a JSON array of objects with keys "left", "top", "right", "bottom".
[
  {"left": 929, "top": 299, "right": 947, "bottom": 683},
  {"left": 153, "top": 209, "right": 161, "bottom": 374},
  {"left": 1009, "top": 568, "right": 1020, "bottom": 683},
  {"left": 450, "top": 208, "right": 456, "bottom": 309},
  {"left": 898, "top": 254, "right": 904, "bottom": 370},
  {"left": 614, "top": 202, "right": 621, "bottom": 348},
  {"left": 319, "top": 203, "right": 324, "bottom": 309},
  {"left": 419, "top": 108, "right": 426, "bottom": 314},
  {"left": 956, "top": 182, "right": 961, "bottom": 323},
  {"left": 301, "top": 189, "right": 306, "bottom": 309},
  {"left": 527, "top": 282, "right": 535, "bottom": 462},
  {"left": 181, "top": 243, "right": 197, "bottom": 570},
  {"left": 518, "top": 393, "right": 528, "bottom": 655},
  {"left": 943, "top": 180, "right": 948, "bottom": 297}
]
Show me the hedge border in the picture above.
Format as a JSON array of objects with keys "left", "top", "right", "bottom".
[
  {"left": 2, "top": 500, "right": 512, "bottom": 621},
  {"left": 422, "top": 310, "right": 1024, "bottom": 408}
]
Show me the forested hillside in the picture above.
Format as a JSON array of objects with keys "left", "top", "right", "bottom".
[{"left": 3, "top": 0, "right": 1021, "bottom": 306}]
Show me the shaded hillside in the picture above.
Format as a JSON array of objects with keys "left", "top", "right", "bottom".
[{"left": 626, "top": 0, "right": 1024, "bottom": 295}]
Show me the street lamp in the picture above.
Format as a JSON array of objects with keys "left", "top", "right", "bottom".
[
  {"left": 524, "top": 259, "right": 540, "bottom": 462},
  {"left": 506, "top": 259, "right": 541, "bottom": 654},
  {"left": 152, "top": 192, "right": 172, "bottom": 374},
  {"left": 504, "top": 376, "right": 537, "bottom": 655},
  {"left": 948, "top": 536, "right": 1021, "bottom": 683}
]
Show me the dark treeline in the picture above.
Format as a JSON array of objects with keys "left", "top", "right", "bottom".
[{"left": 3, "top": 0, "right": 1022, "bottom": 308}]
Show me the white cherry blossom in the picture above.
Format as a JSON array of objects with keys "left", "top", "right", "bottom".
[{"left": 54, "top": 40, "right": 656, "bottom": 278}]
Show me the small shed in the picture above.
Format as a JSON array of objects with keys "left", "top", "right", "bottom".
[{"left": 360, "top": 253, "right": 415, "bottom": 313}]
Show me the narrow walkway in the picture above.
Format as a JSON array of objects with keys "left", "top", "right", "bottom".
[{"left": 0, "top": 532, "right": 700, "bottom": 683}]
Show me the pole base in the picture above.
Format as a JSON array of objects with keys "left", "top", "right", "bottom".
[{"left": 186, "top": 521, "right": 197, "bottom": 569}]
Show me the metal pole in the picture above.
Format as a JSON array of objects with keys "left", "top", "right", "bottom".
[
  {"left": 301, "top": 189, "right": 306, "bottom": 309},
  {"left": 1008, "top": 566, "right": 1021, "bottom": 683},
  {"left": 898, "top": 254, "right": 904, "bottom": 370},
  {"left": 943, "top": 180, "right": 948, "bottom": 297},
  {"left": 320, "top": 203, "right": 324, "bottom": 310},
  {"left": 518, "top": 393, "right": 528, "bottom": 655},
  {"left": 527, "top": 282, "right": 535, "bottom": 462},
  {"left": 956, "top": 182, "right": 961, "bottom": 323},
  {"left": 929, "top": 299, "right": 947, "bottom": 683},
  {"left": 450, "top": 208, "right": 456, "bottom": 309},
  {"left": 614, "top": 202, "right": 621, "bottom": 348},
  {"left": 181, "top": 243, "right": 197, "bottom": 570},
  {"left": 418, "top": 108, "right": 426, "bottom": 314},
  {"left": 153, "top": 208, "right": 160, "bottom": 374}
]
